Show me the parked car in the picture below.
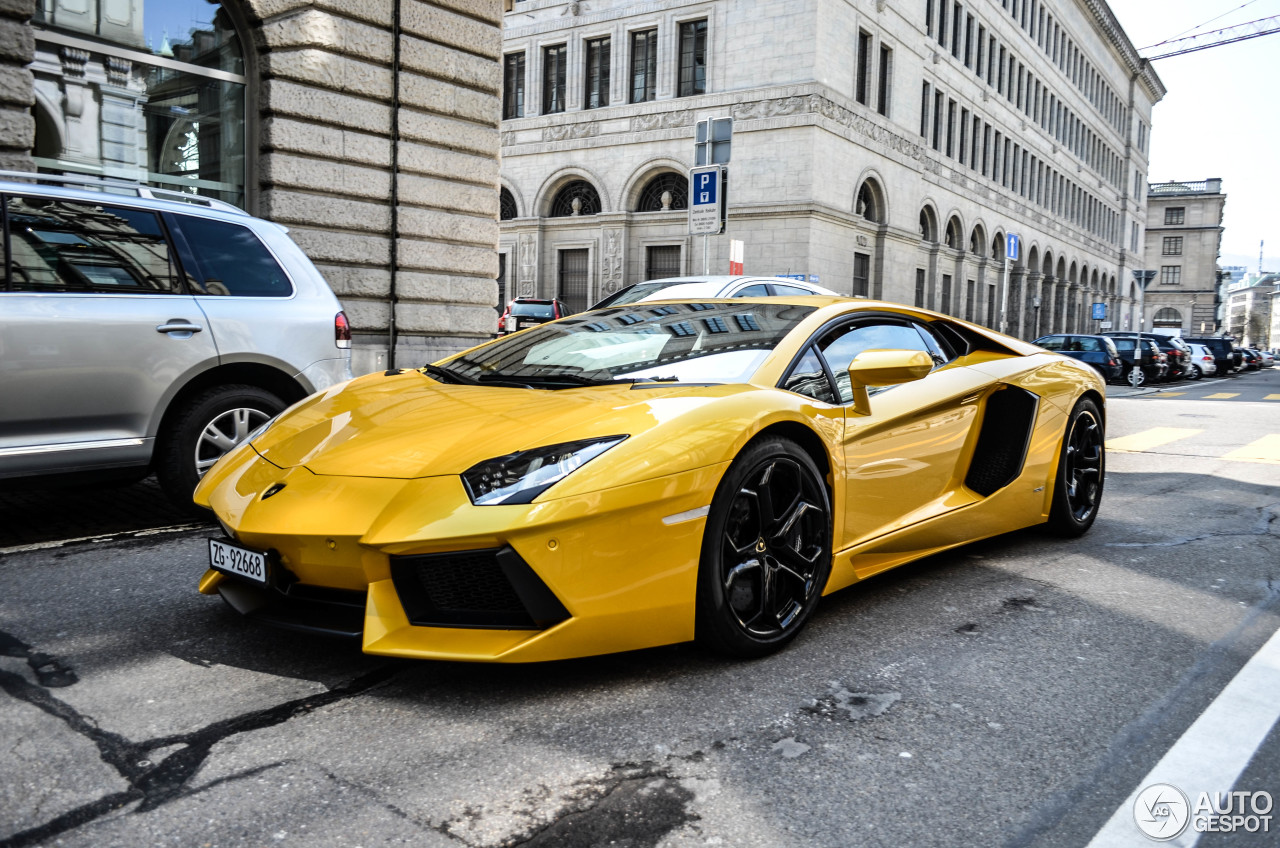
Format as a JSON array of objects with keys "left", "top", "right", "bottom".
[
  {"left": 1238, "top": 347, "right": 1260, "bottom": 371},
  {"left": 1103, "top": 332, "right": 1191, "bottom": 380},
  {"left": 1260, "top": 350, "right": 1276, "bottom": 368},
  {"left": 1183, "top": 343, "right": 1217, "bottom": 379},
  {"left": 498, "top": 297, "right": 568, "bottom": 335},
  {"left": 1106, "top": 336, "right": 1164, "bottom": 386},
  {"left": 1032, "top": 334, "right": 1123, "bottom": 382},
  {"left": 0, "top": 172, "right": 353, "bottom": 506},
  {"left": 1183, "top": 336, "right": 1239, "bottom": 376},
  {"left": 195, "top": 296, "right": 1106, "bottom": 662},
  {"left": 590, "top": 275, "right": 837, "bottom": 309}
]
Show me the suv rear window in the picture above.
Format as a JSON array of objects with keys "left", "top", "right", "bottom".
[
  {"left": 172, "top": 216, "right": 293, "bottom": 297},
  {"left": 6, "top": 196, "right": 176, "bottom": 293},
  {"left": 511, "top": 302, "right": 557, "bottom": 318}
]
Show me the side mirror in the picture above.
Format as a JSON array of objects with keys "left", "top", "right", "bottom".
[{"left": 847, "top": 349, "right": 934, "bottom": 415}]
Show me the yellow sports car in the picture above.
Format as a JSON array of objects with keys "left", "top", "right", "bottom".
[{"left": 195, "top": 297, "right": 1104, "bottom": 662}]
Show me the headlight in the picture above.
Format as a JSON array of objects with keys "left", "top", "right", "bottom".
[{"left": 461, "top": 436, "right": 627, "bottom": 505}]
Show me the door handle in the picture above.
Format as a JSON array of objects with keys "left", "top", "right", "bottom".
[{"left": 156, "top": 321, "right": 204, "bottom": 334}]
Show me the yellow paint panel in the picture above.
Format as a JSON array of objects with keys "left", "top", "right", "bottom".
[
  {"left": 1154, "top": 392, "right": 1186, "bottom": 397},
  {"left": 1265, "top": 394, "right": 1280, "bottom": 401},
  {"left": 1222, "top": 435, "right": 1280, "bottom": 464},
  {"left": 1106, "top": 427, "right": 1202, "bottom": 453},
  {"left": 1202, "top": 392, "right": 1240, "bottom": 399}
]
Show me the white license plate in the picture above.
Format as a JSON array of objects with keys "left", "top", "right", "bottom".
[{"left": 208, "top": 538, "right": 268, "bottom": 585}]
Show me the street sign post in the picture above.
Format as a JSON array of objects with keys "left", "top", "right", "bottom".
[
  {"left": 1092, "top": 302, "right": 1107, "bottom": 321},
  {"left": 688, "top": 166, "right": 722, "bottom": 236},
  {"left": 999, "top": 233, "right": 1020, "bottom": 334},
  {"left": 695, "top": 117, "right": 733, "bottom": 165}
]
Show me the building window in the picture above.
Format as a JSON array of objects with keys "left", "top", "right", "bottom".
[
  {"left": 678, "top": 19, "right": 707, "bottom": 97},
  {"left": 646, "top": 245, "right": 682, "bottom": 280},
  {"left": 558, "top": 249, "right": 590, "bottom": 314},
  {"left": 502, "top": 52, "right": 525, "bottom": 119},
  {"left": 542, "top": 45, "right": 567, "bottom": 114},
  {"left": 932, "top": 90, "right": 944, "bottom": 150},
  {"left": 630, "top": 29, "right": 657, "bottom": 103},
  {"left": 637, "top": 173, "right": 688, "bottom": 211},
  {"left": 1131, "top": 221, "right": 1140, "bottom": 252},
  {"left": 965, "top": 279, "right": 975, "bottom": 321},
  {"left": 1162, "top": 236, "right": 1183, "bottom": 256},
  {"left": 1164, "top": 207, "right": 1185, "bottom": 225},
  {"left": 877, "top": 45, "right": 893, "bottom": 116},
  {"left": 499, "top": 187, "right": 517, "bottom": 220},
  {"left": 941, "top": 274, "right": 953, "bottom": 314},
  {"left": 855, "top": 30, "right": 872, "bottom": 105},
  {"left": 584, "top": 37, "right": 610, "bottom": 109},
  {"left": 915, "top": 269, "right": 926, "bottom": 307},
  {"left": 853, "top": 252, "right": 870, "bottom": 297},
  {"left": 986, "top": 284, "right": 995, "bottom": 326},
  {"left": 496, "top": 254, "right": 507, "bottom": 312},
  {"left": 1160, "top": 265, "right": 1182, "bottom": 286},
  {"left": 549, "top": 180, "right": 601, "bottom": 217},
  {"left": 920, "top": 82, "right": 931, "bottom": 137}
]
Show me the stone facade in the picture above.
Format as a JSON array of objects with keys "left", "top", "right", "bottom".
[
  {"left": 499, "top": 0, "right": 1165, "bottom": 340},
  {"left": 1143, "top": 178, "right": 1225, "bottom": 336},
  {"left": 0, "top": 0, "right": 34, "bottom": 172},
  {"left": 21, "top": 0, "right": 505, "bottom": 373}
]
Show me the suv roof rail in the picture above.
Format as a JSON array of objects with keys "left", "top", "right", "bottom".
[{"left": 0, "top": 169, "right": 248, "bottom": 216}]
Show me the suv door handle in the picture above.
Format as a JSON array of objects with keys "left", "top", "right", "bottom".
[{"left": 156, "top": 321, "right": 204, "bottom": 334}]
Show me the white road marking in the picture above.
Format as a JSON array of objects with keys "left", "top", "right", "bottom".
[
  {"left": 0, "top": 523, "right": 208, "bottom": 557},
  {"left": 1085, "top": 623, "right": 1280, "bottom": 847}
]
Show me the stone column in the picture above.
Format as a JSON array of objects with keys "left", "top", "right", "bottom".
[{"left": 0, "top": 0, "right": 33, "bottom": 171}]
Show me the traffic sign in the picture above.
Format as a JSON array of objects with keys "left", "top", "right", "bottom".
[
  {"left": 1006, "top": 232, "right": 1021, "bottom": 261},
  {"left": 695, "top": 117, "right": 733, "bottom": 165},
  {"left": 1092, "top": 302, "right": 1107, "bottom": 320},
  {"left": 689, "top": 166, "right": 722, "bottom": 235}
]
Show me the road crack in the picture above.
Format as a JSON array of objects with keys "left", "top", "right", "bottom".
[
  {"left": 0, "top": 628, "right": 402, "bottom": 848},
  {"left": 1106, "top": 502, "right": 1280, "bottom": 548}
]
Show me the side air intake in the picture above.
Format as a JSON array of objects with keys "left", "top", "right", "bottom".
[{"left": 965, "top": 385, "right": 1039, "bottom": 496}]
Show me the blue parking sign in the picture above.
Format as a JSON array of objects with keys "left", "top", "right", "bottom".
[
  {"left": 694, "top": 170, "right": 717, "bottom": 205},
  {"left": 1092, "top": 302, "right": 1106, "bottom": 320}
]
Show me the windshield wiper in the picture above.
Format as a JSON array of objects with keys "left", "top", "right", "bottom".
[{"left": 422, "top": 364, "right": 479, "bottom": 385}]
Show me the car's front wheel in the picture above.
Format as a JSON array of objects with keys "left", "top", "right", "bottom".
[
  {"left": 157, "top": 385, "right": 285, "bottom": 507},
  {"left": 696, "top": 438, "right": 832, "bottom": 658},
  {"left": 1044, "top": 397, "right": 1105, "bottom": 537}
]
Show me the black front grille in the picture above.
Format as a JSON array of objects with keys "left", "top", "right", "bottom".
[{"left": 390, "top": 546, "right": 570, "bottom": 630}]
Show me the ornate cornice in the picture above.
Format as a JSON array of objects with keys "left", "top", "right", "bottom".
[{"left": 1082, "top": 0, "right": 1166, "bottom": 102}]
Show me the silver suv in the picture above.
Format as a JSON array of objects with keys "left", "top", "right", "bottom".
[{"left": 0, "top": 173, "right": 352, "bottom": 506}]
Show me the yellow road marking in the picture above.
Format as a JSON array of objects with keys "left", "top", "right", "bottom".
[
  {"left": 1154, "top": 392, "right": 1186, "bottom": 397},
  {"left": 1222, "top": 435, "right": 1280, "bottom": 464},
  {"left": 1202, "top": 392, "right": 1240, "bottom": 399},
  {"left": 1106, "top": 427, "right": 1203, "bottom": 453},
  {"left": 1265, "top": 394, "right": 1280, "bottom": 401}
]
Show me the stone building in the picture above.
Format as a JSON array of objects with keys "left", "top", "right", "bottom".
[
  {"left": 497, "top": 0, "right": 1165, "bottom": 339},
  {"left": 1142, "top": 178, "right": 1225, "bottom": 336},
  {"left": 14, "top": 0, "right": 505, "bottom": 372},
  {"left": 1224, "top": 273, "right": 1275, "bottom": 349}
]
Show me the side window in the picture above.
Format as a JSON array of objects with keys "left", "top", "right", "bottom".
[
  {"left": 732, "top": 284, "right": 770, "bottom": 297},
  {"left": 171, "top": 215, "right": 293, "bottom": 297},
  {"left": 780, "top": 346, "right": 835, "bottom": 404},
  {"left": 1077, "top": 337, "right": 1102, "bottom": 352},
  {"left": 6, "top": 196, "right": 175, "bottom": 293},
  {"left": 914, "top": 322, "right": 953, "bottom": 363},
  {"left": 771, "top": 284, "right": 814, "bottom": 296},
  {"left": 818, "top": 320, "right": 933, "bottom": 405},
  {"left": 1036, "top": 336, "right": 1064, "bottom": 351}
]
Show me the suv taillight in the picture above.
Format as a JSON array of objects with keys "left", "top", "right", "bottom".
[{"left": 335, "top": 311, "right": 351, "bottom": 349}]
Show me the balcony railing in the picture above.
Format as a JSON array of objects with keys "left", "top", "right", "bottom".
[{"left": 1149, "top": 179, "right": 1223, "bottom": 195}]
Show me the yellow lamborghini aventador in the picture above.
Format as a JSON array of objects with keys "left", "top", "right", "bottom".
[{"left": 195, "top": 297, "right": 1105, "bottom": 662}]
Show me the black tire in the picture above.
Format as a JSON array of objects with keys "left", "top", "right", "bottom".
[
  {"left": 695, "top": 438, "right": 833, "bottom": 658},
  {"left": 1044, "top": 397, "right": 1105, "bottom": 537},
  {"left": 157, "top": 385, "right": 285, "bottom": 507},
  {"left": 1188, "top": 364, "right": 1202, "bottom": 381}
]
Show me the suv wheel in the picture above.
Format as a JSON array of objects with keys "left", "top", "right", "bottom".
[{"left": 157, "top": 385, "right": 285, "bottom": 507}]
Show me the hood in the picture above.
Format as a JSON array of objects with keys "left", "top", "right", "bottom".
[{"left": 252, "top": 371, "right": 700, "bottom": 478}]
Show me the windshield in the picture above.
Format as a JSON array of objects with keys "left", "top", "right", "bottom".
[
  {"left": 446, "top": 302, "right": 815, "bottom": 387},
  {"left": 593, "top": 280, "right": 705, "bottom": 308}
]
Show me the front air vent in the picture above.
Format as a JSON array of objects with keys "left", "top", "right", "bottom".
[
  {"left": 390, "top": 546, "right": 570, "bottom": 630},
  {"left": 965, "top": 385, "right": 1039, "bottom": 497}
]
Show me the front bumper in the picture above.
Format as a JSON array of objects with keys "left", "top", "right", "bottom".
[{"left": 198, "top": 452, "right": 726, "bottom": 662}]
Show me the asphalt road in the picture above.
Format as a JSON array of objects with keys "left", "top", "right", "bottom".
[{"left": 2, "top": 368, "right": 1278, "bottom": 848}]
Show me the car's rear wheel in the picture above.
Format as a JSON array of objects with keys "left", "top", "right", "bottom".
[
  {"left": 1045, "top": 397, "right": 1105, "bottom": 537},
  {"left": 1188, "top": 364, "right": 1202, "bottom": 380},
  {"left": 157, "top": 385, "right": 285, "bottom": 507},
  {"left": 696, "top": 438, "right": 832, "bottom": 658}
]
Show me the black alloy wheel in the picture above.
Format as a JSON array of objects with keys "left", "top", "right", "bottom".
[
  {"left": 1045, "top": 397, "right": 1105, "bottom": 537},
  {"left": 696, "top": 438, "right": 832, "bottom": 658}
]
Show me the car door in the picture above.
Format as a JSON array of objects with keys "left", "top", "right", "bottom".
[
  {"left": 0, "top": 194, "right": 219, "bottom": 477},
  {"left": 795, "top": 316, "right": 991, "bottom": 552}
]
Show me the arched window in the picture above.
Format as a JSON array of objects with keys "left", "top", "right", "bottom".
[
  {"left": 31, "top": 0, "right": 249, "bottom": 207},
  {"left": 945, "top": 217, "right": 962, "bottom": 249},
  {"left": 636, "top": 173, "right": 687, "bottom": 211},
  {"left": 1153, "top": 308, "right": 1182, "bottom": 327},
  {"left": 855, "top": 181, "right": 883, "bottom": 223},
  {"left": 499, "top": 187, "right": 518, "bottom": 220},
  {"left": 919, "top": 208, "right": 938, "bottom": 242},
  {"left": 549, "top": 180, "right": 602, "bottom": 217},
  {"left": 969, "top": 227, "right": 986, "bottom": 256}
]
